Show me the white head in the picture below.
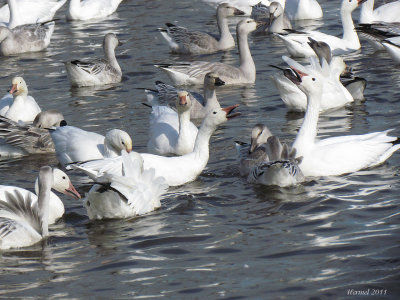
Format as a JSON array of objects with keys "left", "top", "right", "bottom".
[
  {"left": 203, "top": 104, "right": 240, "bottom": 129},
  {"left": 250, "top": 124, "right": 272, "bottom": 153},
  {"left": 105, "top": 129, "right": 133, "bottom": 155},
  {"left": 103, "top": 33, "right": 122, "bottom": 50},
  {"left": 284, "top": 67, "right": 323, "bottom": 98},
  {"left": 341, "top": 0, "right": 367, "bottom": 12},
  {"left": 9, "top": 76, "right": 28, "bottom": 97},
  {"left": 237, "top": 18, "right": 258, "bottom": 36},
  {"left": 217, "top": 3, "right": 245, "bottom": 18},
  {"left": 176, "top": 91, "right": 192, "bottom": 113},
  {"left": 33, "top": 110, "right": 65, "bottom": 129},
  {"left": 269, "top": 2, "right": 284, "bottom": 21}
]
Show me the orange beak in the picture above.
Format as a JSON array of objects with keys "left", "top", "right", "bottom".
[
  {"left": 9, "top": 83, "right": 18, "bottom": 94},
  {"left": 179, "top": 95, "right": 187, "bottom": 105}
]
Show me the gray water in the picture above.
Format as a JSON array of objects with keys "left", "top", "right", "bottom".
[{"left": 0, "top": 0, "right": 399, "bottom": 299}]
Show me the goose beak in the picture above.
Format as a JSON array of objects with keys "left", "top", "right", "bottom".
[
  {"left": 214, "top": 77, "right": 225, "bottom": 86},
  {"left": 357, "top": 0, "right": 367, "bottom": 5},
  {"left": 234, "top": 8, "right": 245, "bottom": 16},
  {"left": 65, "top": 183, "right": 81, "bottom": 200},
  {"left": 222, "top": 104, "right": 241, "bottom": 120},
  {"left": 179, "top": 94, "right": 187, "bottom": 105},
  {"left": 9, "top": 83, "right": 17, "bottom": 94},
  {"left": 284, "top": 67, "right": 307, "bottom": 85}
]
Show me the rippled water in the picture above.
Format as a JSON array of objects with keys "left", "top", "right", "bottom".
[{"left": 0, "top": 0, "right": 399, "bottom": 298}]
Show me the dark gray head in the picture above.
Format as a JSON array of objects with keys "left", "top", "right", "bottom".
[
  {"left": 307, "top": 37, "right": 332, "bottom": 65},
  {"left": 217, "top": 3, "right": 245, "bottom": 17}
]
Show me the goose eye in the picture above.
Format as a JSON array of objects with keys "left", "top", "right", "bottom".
[
  {"left": 213, "top": 111, "right": 217, "bottom": 114},
  {"left": 312, "top": 78, "right": 316, "bottom": 81},
  {"left": 62, "top": 176, "right": 66, "bottom": 180},
  {"left": 122, "top": 141, "right": 125, "bottom": 145}
]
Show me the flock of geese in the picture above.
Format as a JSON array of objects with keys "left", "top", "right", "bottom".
[{"left": 0, "top": 0, "right": 399, "bottom": 250}]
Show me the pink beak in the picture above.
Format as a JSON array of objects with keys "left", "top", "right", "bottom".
[
  {"left": 9, "top": 83, "right": 18, "bottom": 94},
  {"left": 64, "top": 182, "right": 81, "bottom": 200}
]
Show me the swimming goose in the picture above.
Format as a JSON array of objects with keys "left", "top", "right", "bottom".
[
  {"left": 0, "top": 166, "right": 80, "bottom": 249},
  {"left": 155, "top": 18, "right": 258, "bottom": 85},
  {"left": 67, "top": 0, "right": 123, "bottom": 21},
  {"left": 247, "top": 136, "right": 304, "bottom": 187},
  {"left": 0, "top": 20, "right": 55, "bottom": 55},
  {"left": 235, "top": 123, "right": 272, "bottom": 176},
  {"left": 0, "top": 0, "right": 66, "bottom": 28},
  {"left": 284, "top": 67, "right": 400, "bottom": 177},
  {"left": 0, "top": 77, "right": 41, "bottom": 123},
  {"left": 276, "top": 0, "right": 366, "bottom": 57},
  {"left": 159, "top": 3, "right": 245, "bottom": 55},
  {"left": 50, "top": 126, "right": 132, "bottom": 167},
  {"left": 203, "top": 0, "right": 285, "bottom": 15},
  {"left": 0, "top": 110, "right": 64, "bottom": 157},
  {"left": 84, "top": 150, "right": 168, "bottom": 220},
  {"left": 271, "top": 54, "right": 353, "bottom": 112},
  {"left": 71, "top": 104, "right": 241, "bottom": 187},
  {"left": 145, "top": 72, "right": 225, "bottom": 120},
  {"left": 147, "top": 91, "right": 198, "bottom": 156},
  {"left": 65, "top": 33, "right": 122, "bottom": 87},
  {"left": 359, "top": 0, "right": 400, "bottom": 24},
  {"left": 285, "top": 0, "right": 323, "bottom": 20},
  {"left": 251, "top": 1, "right": 292, "bottom": 33}
]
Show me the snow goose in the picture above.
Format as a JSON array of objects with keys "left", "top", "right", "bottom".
[
  {"left": 0, "top": 0, "right": 66, "bottom": 28},
  {"left": 159, "top": 3, "right": 245, "bottom": 55},
  {"left": 235, "top": 124, "right": 272, "bottom": 176},
  {"left": 0, "top": 77, "right": 41, "bottom": 123},
  {"left": 65, "top": 33, "right": 122, "bottom": 87},
  {"left": 285, "top": 0, "right": 323, "bottom": 20},
  {"left": 276, "top": 0, "right": 366, "bottom": 57},
  {"left": 251, "top": 1, "right": 292, "bottom": 33},
  {"left": 83, "top": 150, "right": 168, "bottom": 220},
  {"left": 284, "top": 67, "right": 400, "bottom": 177},
  {"left": 271, "top": 54, "right": 353, "bottom": 112},
  {"left": 0, "top": 166, "right": 80, "bottom": 249},
  {"left": 72, "top": 104, "right": 241, "bottom": 187},
  {"left": 0, "top": 110, "right": 65, "bottom": 157},
  {"left": 155, "top": 18, "right": 258, "bottom": 85},
  {"left": 145, "top": 72, "right": 225, "bottom": 120},
  {"left": 147, "top": 91, "right": 198, "bottom": 156},
  {"left": 50, "top": 126, "right": 132, "bottom": 167},
  {"left": 203, "top": 0, "right": 286, "bottom": 16},
  {"left": 0, "top": 20, "right": 55, "bottom": 55},
  {"left": 359, "top": 0, "right": 400, "bottom": 24},
  {"left": 67, "top": 0, "right": 123, "bottom": 21},
  {"left": 247, "top": 136, "right": 304, "bottom": 187}
]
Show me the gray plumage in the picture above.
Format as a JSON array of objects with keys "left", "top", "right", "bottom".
[{"left": 251, "top": 1, "right": 292, "bottom": 34}]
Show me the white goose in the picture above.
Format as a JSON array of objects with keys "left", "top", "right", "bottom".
[
  {"left": 359, "top": 0, "right": 400, "bottom": 24},
  {"left": 155, "top": 18, "right": 258, "bottom": 85},
  {"left": 0, "top": 21, "right": 55, "bottom": 55},
  {"left": 84, "top": 150, "right": 168, "bottom": 220},
  {"left": 50, "top": 126, "right": 132, "bottom": 167},
  {"left": 65, "top": 33, "right": 122, "bottom": 87},
  {"left": 67, "top": 0, "right": 123, "bottom": 21},
  {"left": 0, "top": 110, "right": 65, "bottom": 157},
  {"left": 284, "top": 67, "right": 400, "bottom": 177},
  {"left": 251, "top": 1, "right": 292, "bottom": 33},
  {"left": 203, "top": 0, "right": 286, "bottom": 15},
  {"left": 285, "top": 0, "right": 323, "bottom": 20},
  {"left": 0, "top": 0, "right": 66, "bottom": 28},
  {"left": 0, "top": 167, "right": 80, "bottom": 225},
  {"left": 147, "top": 91, "right": 198, "bottom": 156},
  {"left": 0, "top": 166, "right": 80, "bottom": 250},
  {"left": 159, "top": 3, "right": 245, "bottom": 55},
  {"left": 276, "top": 0, "right": 366, "bottom": 57},
  {"left": 72, "top": 104, "right": 240, "bottom": 187},
  {"left": 145, "top": 72, "right": 226, "bottom": 120},
  {"left": 0, "top": 77, "right": 41, "bottom": 123}
]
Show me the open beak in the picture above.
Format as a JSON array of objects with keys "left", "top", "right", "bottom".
[
  {"left": 234, "top": 8, "right": 245, "bottom": 16},
  {"left": 357, "top": 0, "right": 367, "bottom": 5},
  {"left": 222, "top": 104, "right": 241, "bottom": 120},
  {"left": 214, "top": 77, "right": 225, "bottom": 86},
  {"left": 9, "top": 83, "right": 17, "bottom": 94},
  {"left": 64, "top": 183, "right": 81, "bottom": 200},
  {"left": 284, "top": 67, "right": 307, "bottom": 85}
]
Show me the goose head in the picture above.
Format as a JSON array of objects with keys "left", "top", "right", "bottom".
[
  {"left": 250, "top": 124, "right": 272, "bottom": 153},
  {"left": 204, "top": 72, "right": 225, "bottom": 88},
  {"left": 217, "top": 3, "right": 245, "bottom": 17},
  {"left": 103, "top": 33, "right": 122, "bottom": 50},
  {"left": 33, "top": 110, "right": 65, "bottom": 129},
  {"left": 105, "top": 129, "right": 133, "bottom": 156},
  {"left": 204, "top": 104, "right": 240, "bottom": 128},
  {"left": 269, "top": 2, "right": 284, "bottom": 25},
  {"left": 307, "top": 37, "right": 332, "bottom": 65},
  {"left": 9, "top": 76, "right": 28, "bottom": 97},
  {"left": 284, "top": 67, "right": 323, "bottom": 97},
  {"left": 176, "top": 91, "right": 192, "bottom": 113},
  {"left": 342, "top": 0, "right": 367, "bottom": 12},
  {"left": 237, "top": 18, "right": 258, "bottom": 35},
  {"left": 35, "top": 168, "right": 81, "bottom": 200}
]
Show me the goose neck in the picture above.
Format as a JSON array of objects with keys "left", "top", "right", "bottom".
[
  {"left": 204, "top": 87, "right": 218, "bottom": 110},
  {"left": 104, "top": 43, "right": 122, "bottom": 74},
  {"left": 7, "top": 0, "right": 20, "bottom": 29},
  {"left": 237, "top": 30, "right": 255, "bottom": 81},
  {"left": 359, "top": 0, "right": 374, "bottom": 23},
  {"left": 176, "top": 109, "right": 192, "bottom": 147},
  {"left": 217, "top": 15, "right": 234, "bottom": 47},
  {"left": 37, "top": 173, "right": 52, "bottom": 237},
  {"left": 340, "top": 5, "right": 359, "bottom": 48},
  {"left": 192, "top": 119, "right": 216, "bottom": 161}
]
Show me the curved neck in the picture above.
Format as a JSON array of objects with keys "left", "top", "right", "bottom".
[
  {"left": 293, "top": 88, "right": 321, "bottom": 156},
  {"left": 104, "top": 44, "right": 121, "bottom": 74},
  {"left": 7, "top": 0, "right": 20, "bottom": 28},
  {"left": 104, "top": 140, "right": 118, "bottom": 158},
  {"left": 192, "top": 119, "right": 216, "bottom": 162},
  {"left": 341, "top": 6, "right": 359, "bottom": 48},
  {"left": 237, "top": 30, "right": 255, "bottom": 82},
  {"left": 360, "top": 0, "right": 374, "bottom": 23},
  {"left": 217, "top": 14, "right": 234, "bottom": 47}
]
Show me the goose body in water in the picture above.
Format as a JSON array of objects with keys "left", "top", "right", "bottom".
[
  {"left": 359, "top": 0, "right": 400, "bottom": 24},
  {"left": 67, "top": 0, "right": 123, "bottom": 21},
  {"left": 155, "top": 18, "right": 258, "bottom": 85},
  {"left": 251, "top": 1, "right": 292, "bottom": 33},
  {"left": 65, "top": 33, "right": 122, "bottom": 87},
  {"left": 0, "top": 166, "right": 80, "bottom": 249},
  {"left": 159, "top": 3, "right": 245, "bottom": 55}
]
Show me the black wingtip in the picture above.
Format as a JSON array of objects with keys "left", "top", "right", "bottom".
[
  {"left": 165, "top": 23, "right": 176, "bottom": 28},
  {"left": 392, "top": 137, "right": 400, "bottom": 146},
  {"left": 142, "top": 102, "right": 152, "bottom": 108}
]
